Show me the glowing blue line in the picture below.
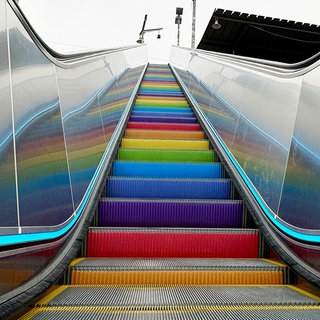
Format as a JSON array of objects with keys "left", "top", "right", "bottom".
[
  {"left": 292, "top": 136, "right": 320, "bottom": 162},
  {"left": 202, "top": 109, "right": 320, "bottom": 243},
  {"left": 174, "top": 66, "right": 320, "bottom": 243},
  {"left": 62, "top": 80, "right": 115, "bottom": 121},
  {"left": 200, "top": 79, "right": 288, "bottom": 152},
  {"left": 0, "top": 101, "right": 59, "bottom": 150}
]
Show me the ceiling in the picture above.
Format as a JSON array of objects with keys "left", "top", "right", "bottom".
[{"left": 197, "top": 8, "right": 320, "bottom": 63}]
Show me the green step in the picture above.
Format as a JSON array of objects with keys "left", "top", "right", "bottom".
[{"left": 117, "top": 148, "right": 214, "bottom": 162}]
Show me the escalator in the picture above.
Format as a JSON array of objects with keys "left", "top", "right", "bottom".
[{"left": 18, "top": 64, "right": 320, "bottom": 319}]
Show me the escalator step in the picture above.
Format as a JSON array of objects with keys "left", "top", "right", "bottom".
[
  {"left": 126, "top": 122, "right": 201, "bottom": 131},
  {"left": 138, "top": 91, "right": 185, "bottom": 97},
  {"left": 135, "top": 94, "right": 186, "bottom": 100},
  {"left": 112, "top": 161, "right": 222, "bottom": 179},
  {"left": 87, "top": 227, "right": 258, "bottom": 258},
  {"left": 34, "top": 285, "right": 320, "bottom": 307},
  {"left": 98, "top": 198, "right": 241, "bottom": 228},
  {"left": 117, "top": 148, "right": 214, "bottom": 162},
  {"left": 131, "top": 111, "right": 195, "bottom": 118},
  {"left": 106, "top": 177, "right": 230, "bottom": 199},
  {"left": 124, "top": 129, "right": 205, "bottom": 140},
  {"left": 135, "top": 100, "right": 189, "bottom": 108},
  {"left": 121, "top": 138, "right": 209, "bottom": 150},
  {"left": 133, "top": 107, "right": 192, "bottom": 113},
  {"left": 20, "top": 306, "right": 320, "bottom": 320},
  {"left": 70, "top": 258, "right": 284, "bottom": 285},
  {"left": 129, "top": 115, "right": 198, "bottom": 123},
  {"left": 71, "top": 269, "right": 283, "bottom": 286}
]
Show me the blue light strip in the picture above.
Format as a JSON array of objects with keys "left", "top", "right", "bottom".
[
  {"left": 0, "top": 101, "right": 59, "bottom": 150},
  {"left": 0, "top": 66, "right": 146, "bottom": 247},
  {"left": 172, "top": 66, "right": 320, "bottom": 243}
]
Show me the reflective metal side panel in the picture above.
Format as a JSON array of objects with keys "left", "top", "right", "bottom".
[
  {"left": 6, "top": 6, "right": 73, "bottom": 231},
  {"left": 279, "top": 66, "right": 320, "bottom": 231},
  {"left": 170, "top": 46, "right": 320, "bottom": 240},
  {"left": 0, "top": 0, "right": 18, "bottom": 232}
]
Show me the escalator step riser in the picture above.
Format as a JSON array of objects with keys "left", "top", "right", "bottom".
[
  {"left": 127, "top": 122, "right": 201, "bottom": 131},
  {"left": 124, "top": 129, "right": 205, "bottom": 140},
  {"left": 106, "top": 178, "right": 230, "bottom": 199},
  {"left": 121, "top": 138, "right": 209, "bottom": 150},
  {"left": 129, "top": 116, "right": 197, "bottom": 124},
  {"left": 138, "top": 91, "right": 185, "bottom": 97},
  {"left": 98, "top": 199, "right": 241, "bottom": 228},
  {"left": 117, "top": 148, "right": 214, "bottom": 162},
  {"left": 135, "top": 101, "right": 190, "bottom": 108},
  {"left": 136, "top": 94, "right": 186, "bottom": 100},
  {"left": 87, "top": 231, "right": 258, "bottom": 258},
  {"left": 133, "top": 107, "right": 192, "bottom": 113},
  {"left": 112, "top": 161, "right": 222, "bottom": 179},
  {"left": 71, "top": 270, "right": 283, "bottom": 285},
  {"left": 131, "top": 111, "right": 195, "bottom": 118}
]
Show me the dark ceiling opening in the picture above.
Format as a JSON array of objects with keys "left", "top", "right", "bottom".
[{"left": 197, "top": 8, "right": 320, "bottom": 63}]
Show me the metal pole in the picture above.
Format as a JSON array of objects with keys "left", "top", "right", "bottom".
[
  {"left": 191, "top": 0, "right": 196, "bottom": 49},
  {"left": 177, "top": 20, "right": 180, "bottom": 46}
]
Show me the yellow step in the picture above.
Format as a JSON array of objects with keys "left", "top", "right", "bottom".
[
  {"left": 71, "top": 270, "right": 284, "bottom": 285},
  {"left": 121, "top": 138, "right": 209, "bottom": 150},
  {"left": 124, "top": 129, "right": 205, "bottom": 140}
]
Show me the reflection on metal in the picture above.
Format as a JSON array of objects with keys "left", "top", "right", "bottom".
[
  {"left": 170, "top": 46, "right": 320, "bottom": 243},
  {"left": 0, "top": 0, "right": 147, "bottom": 244}
]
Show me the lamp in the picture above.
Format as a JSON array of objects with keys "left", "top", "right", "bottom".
[{"left": 212, "top": 18, "right": 221, "bottom": 30}]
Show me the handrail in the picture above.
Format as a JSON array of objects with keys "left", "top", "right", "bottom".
[
  {"left": 7, "top": 0, "right": 145, "bottom": 67},
  {"left": 170, "top": 63, "right": 320, "bottom": 288},
  {"left": 174, "top": 46, "right": 320, "bottom": 76}
]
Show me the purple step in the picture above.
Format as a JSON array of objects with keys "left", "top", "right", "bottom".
[
  {"left": 99, "top": 198, "right": 243, "bottom": 228},
  {"left": 129, "top": 115, "right": 197, "bottom": 124}
]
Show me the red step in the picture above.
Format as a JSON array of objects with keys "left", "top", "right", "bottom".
[
  {"left": 87, "top": 228, "right": 259, "bottom": 258},
  {"left": 127, "top": 122, "right": 201, "bottom": 131}
]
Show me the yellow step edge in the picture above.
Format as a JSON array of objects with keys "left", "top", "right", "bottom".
[
  {"left": 71, "top": 270, "right": 283, "bottom": 285},
  {"left": 35, "top": 286, "right": 68, "bottom": 306},
  {"left": 18, "top": 304, "right": 320, "bottom": 319},
  {"left": 121, "top": 138, "right": 209, "bottom": 150},
  {"left": 124, "top": 129, "right": 205, "bottom": 140}
]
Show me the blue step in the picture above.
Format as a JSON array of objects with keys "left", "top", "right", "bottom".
[
  {"left": 112, "top": 161, "right": 222, "bottom": 179},
  {"left": 106, "top": 177, "right": 231, "bottom": 199}
]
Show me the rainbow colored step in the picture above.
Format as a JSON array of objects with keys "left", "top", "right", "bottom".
[{"left": 88, "top": 65, "right": 263, "bottom": 297}]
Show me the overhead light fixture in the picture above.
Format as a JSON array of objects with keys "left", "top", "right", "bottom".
[
  {"left": 212, "top": 18, "right": 221, "bottom": 30},
  {"left": 137, "top": 14, "right": 163, "bottom": 43}
]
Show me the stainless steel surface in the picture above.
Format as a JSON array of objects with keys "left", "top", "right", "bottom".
[{"left": 170, "top": 46, "right": 320, "bottom": 238}]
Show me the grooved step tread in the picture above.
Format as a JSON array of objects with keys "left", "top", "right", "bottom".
[
  {"left": 106, "top": 177, "right": 231, "bottom": 199},
  {"left": 20, "top": 306, "right": 320, "bottom": 320},
  {"left": 121, "top": 138, "right": 209, "bottom": 150},
  {"left": 98, "top": 198, "right": 242, "bottom": 228},
  {"left": 35, "top": 285, "right": 320, "bottom": 307},
  {"left": 70, "top": 258, "right": 285, "bottom": 285},
  {"left": 117, "top": 148, "right": 214, "bottom": 162},
  {"left": 87, "top": 227, "right": 259, "bottom": 258},
  {"left": 112, "top": 161, "right": 222, "bottom": 179},
  {"left": 124, "top": 129, "right": 205, "bottom": 140},
  {"left": 127, "top": 122, "right": 201, "bottom": 131}
]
